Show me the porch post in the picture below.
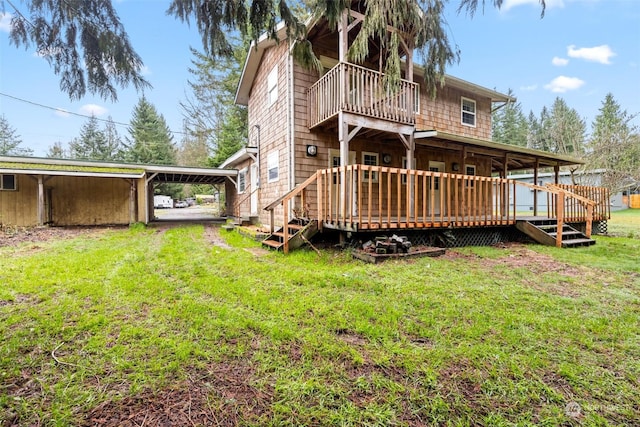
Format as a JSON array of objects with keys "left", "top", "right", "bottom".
[
  {"left": 554, "top": 165, "right": 560, "bottom": 184},
  {"left": 37, "top": 175, "right": 45, "bottom": 226},
  {"left": 339, "top": 116, "right": 349, "bottom": 222},
  {"left": 402, "top": 133, "right": 415, "bottom": 219},
  {"left": 533, "top": 158, "right": 539, "bottom": 216}
]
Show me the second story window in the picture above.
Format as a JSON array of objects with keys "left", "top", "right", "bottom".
[
  {"left": 362, "top": 152, "right": 379, "bottom": 183},
  {"left": 267, "top": 65, "right": 278, "bottom": 106},
  {"left": 461, "top": 97, "right": 476, "bottom": 127}
]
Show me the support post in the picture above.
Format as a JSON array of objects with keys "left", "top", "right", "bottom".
[
  {"left": 556, "top": 192, "right": 565, "bottom": 248},
  {"left": 533, "top": 158, "right": 539, "bottom": 216},
  {"left": 37, "top": 175, "right": 45, "bottom": 226}
]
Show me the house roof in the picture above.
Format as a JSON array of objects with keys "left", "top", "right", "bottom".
[
  {"left": 414, "top": 130, "right": 584, "bottom": 172},
  {"left": 219, "top": 147, "right": 258, "bottom": 169},
  {"left": 0, "top": 156, "right": 237, "bottom": 184},
  {"left": 235, "top": 17, "right": 515, "bottom": 106}
]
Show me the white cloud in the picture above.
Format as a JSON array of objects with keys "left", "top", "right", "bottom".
[
  {"left": 54, "top": 108, "right": 71, "bottom": 118},
  {"left": 520, "top": 84, "right": 538, "bottom": 91},
  {"left": 502, "top": 0, "right": 565, "bottom": 12},
  {"left": 79, "top": 104, "right": 109, "bottom": 116},
  {"left": 544, "top": 76, "right": 585, "bottom": 93},
  {"left": 0, "top": 12, "right": 12, "bottom": 32},
  {"left": 567, "top": 44, "right": 615, "bottom": 64},
  {"left": 552, "top": 56, "right": 569, "bottom": 66}
]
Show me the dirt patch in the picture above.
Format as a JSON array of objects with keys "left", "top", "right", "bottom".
[
  {"left": 203, "top": 225, "right": 232, "bottom": 249},
  {"left": 84, "top": 360, "right": 273, "bottom": 427},
  {"left": 0, "top": 226, "right": 125, "bottom": 249}
]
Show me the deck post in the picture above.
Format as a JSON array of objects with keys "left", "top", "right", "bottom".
[
  {"left": 556, "top": 192, "right": 565, "bottom": 248},
  {"left": 37, "top": 174, "right": 45, "bottom": 226},
  {"left": 533, "top": 158, "right": 539, "bottom": 216}
]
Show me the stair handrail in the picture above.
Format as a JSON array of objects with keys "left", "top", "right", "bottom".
[
  {"left": 263, "top": 171, "right": 320, "bottom": 253},
  {"left": 512, "top": 180, "right": 597, "bottom": 247}
]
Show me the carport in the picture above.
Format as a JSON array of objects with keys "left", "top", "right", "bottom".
[{"left": 143, "top": 165, "right": 238, "bottom": 223}]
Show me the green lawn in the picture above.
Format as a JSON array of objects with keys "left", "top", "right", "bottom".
[
  {"left": 1, "top": 222, "right": 638, "bottom": 426},
  {"left": 607, "top": 208, "right": 640, "bottom": 238}
]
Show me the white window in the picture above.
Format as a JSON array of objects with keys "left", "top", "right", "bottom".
[
  {"left": 461, "top": 97, "right": 476, "bottom": 127},
  {"left": 465, "top": 164, "right": 476, "bottom": 188},
  {"left": 267, "top": 65, "right": 278, "bottom": 106},
  {"left": 238, "top": 168, "right": 247, "bottom": 194},
  {"left": 267, "top": 150, "right": 279, "bottom": 183},
  {"left": 401, "top": 157, "right": 417, "bottom": 185},
  {"left": 0, "top": 174, "right": 16, "bottom": 191},
  {"left": 362, "top": 152, "right": 379, "bottom": 183}
]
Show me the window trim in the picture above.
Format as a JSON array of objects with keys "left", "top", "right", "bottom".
[
  {"left": 238, "top": 168, "right": 247, "bottom": 194},
  {"left": 267, "top": 150, "right": 279, "bottom": 183},
  {"left": 361, "top": 151, "right": 379, "bottom": 183},
  {"left": 0, "top": 174, "right": 17, "bottom": 191},
  {"left": 461, "top": 97, "right": 477, "bottom": 128},
  {"left": 267, "top": 65, "right": 278, "bottom": 106}
]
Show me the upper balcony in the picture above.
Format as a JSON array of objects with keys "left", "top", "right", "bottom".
[{"left": 307, "top": 62, "right": 420, "bottom": 130}]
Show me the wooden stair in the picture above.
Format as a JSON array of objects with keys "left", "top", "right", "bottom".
[
  {"left": 516, "top": 219, "right": 595, "bottom": 248},
  {"left": 262, "top": 219, "right": 319, "bottom": 251}
]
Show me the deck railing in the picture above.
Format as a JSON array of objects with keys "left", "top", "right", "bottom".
[
  {"left": 264, "top": 165, "right": 609, "bottom": 252},
  {"left": 308, "top": 62, "right": 419, "bottom": 128}
]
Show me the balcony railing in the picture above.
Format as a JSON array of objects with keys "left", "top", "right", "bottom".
[{"left": 307, "top": 62, "right": 420, "bottom": 128}]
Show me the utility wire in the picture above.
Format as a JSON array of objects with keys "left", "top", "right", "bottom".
[{"left": 0, "top": 92, "right": 186, "bottom": 136}]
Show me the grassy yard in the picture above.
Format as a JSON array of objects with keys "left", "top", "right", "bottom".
[{"left": 0, "top": 218, "right": 638, "bottom": 426}]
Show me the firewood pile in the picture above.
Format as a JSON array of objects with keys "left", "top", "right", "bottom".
[{"left": 362, "top": 235, "right": 412, "bottom": 254}]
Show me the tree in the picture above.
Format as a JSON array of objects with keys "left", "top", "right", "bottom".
[
  {"left": 0, "top": 115, "right": 33, "bottom": 156},
  {"left": 492, "top": 90, "right": 528, "bottom": 147},
  {"left": 6, "top": 0, "right": 545, "bottom": 100},
  {"left": 546, "top": 97, "right": 585, "bottom": 158},
  {"left": 46, "top": 141, "right": 67, "bottom": 159},
  {"left": 587, "top": 93, "right": 640, "bottom": 193},
  {"left": 181, "top": 41, "right": 248, "bottom": 168},
  {"left": 68, "top": 115, "right": 123, "bottom": 161},
  {"left": 125, "top": 96, "right": 180, "bottom": 197},
  {"left": 5, "top": 0, "right": 149, "bottom": 100}
]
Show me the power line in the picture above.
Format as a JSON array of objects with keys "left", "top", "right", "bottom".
[{"left": 0, "top": 92, "right": 187, "bottom": 136}]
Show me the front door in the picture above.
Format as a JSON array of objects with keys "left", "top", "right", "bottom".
[
  {"left": 250, "top": 163, "right": 258, "bottom": 215},
  {"left": 428, "top": 161, "right": 446, "bottom": 215}
]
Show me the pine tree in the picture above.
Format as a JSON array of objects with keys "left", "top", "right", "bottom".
[
  {"left": 492, "top": 90, "right": 528, "bottom": 147},
  {"left": 69, "top": 115, "right": 122, "bottom": 161},
  {"left": 46, "top": 142, "right": 68, "bottom": 159},
  {"left": 587, "top": 93, "right": 640, "bottom": 192},
  {"left": 547, "top": 97, "right": 585, "bottom": 157},
  {"left": 0, "top": 115, "right": 33, "bottom": 156},
  {"left": 125, "top": 97, "right": 177, "bottom": 165}
]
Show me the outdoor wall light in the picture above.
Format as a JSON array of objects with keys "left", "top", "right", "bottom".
[
  {"left": 306, "top": 145, "right": 318, "bottom": 157},
  {"left": 382, "top": 153, "right": 392, "bottom": 164},
  {"left": 452, "top": 162, "right": 460, "bottom": 171}
]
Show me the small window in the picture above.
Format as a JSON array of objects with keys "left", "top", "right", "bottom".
[
  {"left": 465, "top": 164, "right": 476, "bottom": 188},
  {"left": 267, "top": 150, "right": 279, "bottom": 183},
  {"left": 461, "top": 97, "right": 476, "bottom": 127},
  {"left": 267, "top": 65, "right": 278, "bottom": 106},
  {"left": 362, "top": 152, "right": 379, "bottom": 183},
  {"left": 238, "top": 168, "right": 247, "bottom": 194},
  {"left": 0, "top": 174, "right": 16, "bottom": 191}
]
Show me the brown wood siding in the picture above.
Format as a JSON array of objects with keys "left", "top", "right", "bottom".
[
  {"left": 249, "top": 42, "right": 291, "bottom": 226},
  {"left": 0, "top": 174, "right": 38, "bottom": 226},
  {"left": 415, "top": 83, "right": 492, "bottom": 139}
]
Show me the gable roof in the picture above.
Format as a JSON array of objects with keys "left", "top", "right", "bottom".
[{"left": 235, "top": 18, "right": 515, "bottom": 106}]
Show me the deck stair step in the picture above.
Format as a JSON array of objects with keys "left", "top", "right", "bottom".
[
  {"left": 516, "top": 218, "right": 596, "bottom": 248},
  {"left": 262, "top": 219, "right": 319, "bottom": 252}
]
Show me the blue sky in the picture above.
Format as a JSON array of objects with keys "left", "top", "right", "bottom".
[{"left": 1, "top": 0, "right": 639, "bottom": 157}]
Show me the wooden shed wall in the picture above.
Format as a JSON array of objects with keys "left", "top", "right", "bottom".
[
  {"left": 0, "top": 174, "right": 38, "bottom": 227},
  {"left": 49, "top": 176, "right": 132, "bottom": 226}
]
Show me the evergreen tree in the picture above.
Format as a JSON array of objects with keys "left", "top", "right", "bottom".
[
  {"left": 0, "top": 115, "right": 33, "bottom": 156},
  {"left": 492, "top": 90, "right": 528, "bottom": 147},
  {"left": 46, "top": 142, "right": 68, "bottom": 159},
  {"left": 587, "top": 93, "right": 640, "bottom": 192},
  {"left": 126, "top": 97, "right": 180, "bottom": 198},
  {"left": 125, "top": 97, "right": 176, "bottom": 165},
  {"left": 181, "top": 42, "right": 248, "bottom": 167},
  {"left": 7, "top": 1, "right": 544, "bottom": 100},
  {"left": 547, "top": 97, "right": 585, "bottom": 157},
  {"left": 69, "top": 115, "right": 123, "bottom": 161}
]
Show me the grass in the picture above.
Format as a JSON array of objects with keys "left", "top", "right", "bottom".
[
  {"left": 607, "top": 208, "right": 640, "bottom": 238},
  {"left": 1, "top": 221, "right": 639, "bottom": 426}
]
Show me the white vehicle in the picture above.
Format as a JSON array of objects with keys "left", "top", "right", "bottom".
[{"left": 153, "top": 195, "right": 173, "bottom": 209}]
